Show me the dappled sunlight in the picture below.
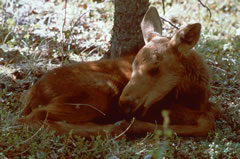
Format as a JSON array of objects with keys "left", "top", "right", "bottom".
[{"left": 0, "top": 0, "right": 239, "bottom": 158}]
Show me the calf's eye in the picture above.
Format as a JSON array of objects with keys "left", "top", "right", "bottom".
[{"left": 148, "top": 67, "right": 160, "bottom": 76}]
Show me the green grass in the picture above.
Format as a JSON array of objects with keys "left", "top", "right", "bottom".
[{"left": 1, "top": 0, "right": 240, "bottom": 158}]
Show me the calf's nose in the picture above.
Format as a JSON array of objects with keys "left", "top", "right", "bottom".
[{"left": 118, "top": 95, "right": 139, "bottom": 114}]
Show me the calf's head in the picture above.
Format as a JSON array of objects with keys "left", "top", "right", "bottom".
[{"left": 119, "top": 7, "right": 201, "bottom": 116}]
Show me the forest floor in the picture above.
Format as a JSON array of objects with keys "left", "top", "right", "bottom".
[{"left": 0, "top": 0, "right": 240, "bottom": 158}]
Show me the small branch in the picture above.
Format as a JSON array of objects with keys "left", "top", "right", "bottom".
[
  {"left": 159, "top": 0, "right": 211, "bottom": 30},
  {"left": 62, "top": 0, "right": 68, "bottom": 30},
  {"left": 198, "top": 0, "right": 212, "bottom": 18},
  {"left": 65, "top": 103, "right": 106, "bottom": 116},
  {"left": 60, "top": 0, "right": 68, "bottom": 65},
  {"left": 70, "top": 11, "right": 88, "bottom": 33},
  {"left": 4, "top": 112, "right": 49, "bottom": 153},
  {"left": 113, "top": 117, "right": 135, "bottom": 140},
  {"left": 162, "top": 0, "right": 166, "bottom": 15},
  {"left": 23, "top": 112, "right": 49, "bottom": 145},
  {"left": 160, "top": 17, "right": 179, "bottom": 30}
]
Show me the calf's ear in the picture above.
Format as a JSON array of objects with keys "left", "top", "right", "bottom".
[
  {"left": 171, "top": 23, "right": 201, "bottom": 52},
  {"left": 141, "top": 7, "right": 163, "bottom": 44}
]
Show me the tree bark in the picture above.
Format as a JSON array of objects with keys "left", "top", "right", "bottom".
[{"left": 110, "top": 0, "right": 149, "bottom": 58}]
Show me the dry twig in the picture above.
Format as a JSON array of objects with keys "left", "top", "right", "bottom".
[
  {"left": 65, "top": 103, "right": 106, "bottom": 116},
  {"left": 113, "top": 117, "right": 135, "bottom": 140},
  {"left": 198, "top": 0, "right": 212, "bottom": 18},
  {"left": 60, "top": 0, "right": 68, "bottom": 65},
  {"left": 4, "top": 112, "right": 49, "bottom": 153},
  {"left": 160, "top": 17, "right": 179, "bottom": 30},
  {"left": 162, "top": 0, "right": 166, "bottom": 15}
]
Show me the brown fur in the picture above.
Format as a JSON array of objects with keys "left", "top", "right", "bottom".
[
  {"left": 119, "top": 7, "right": 220, "bottom": 137},
  {"left": 20, "top": 56, "right": 134, "bottom": 138},
  {"left": 19, "top": 7, "right": 220, "bottom": 138}
]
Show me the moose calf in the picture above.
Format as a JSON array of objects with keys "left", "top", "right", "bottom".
[
  {"left": 19, "top": 7, "right": 220, "bottom": 138},
  {"left": 119, "top": 7, "right": 220, "bottom": 137}
]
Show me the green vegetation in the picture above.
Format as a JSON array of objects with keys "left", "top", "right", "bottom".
[{"left": 0, "top": 0, "right": 239, "bottom": 158}]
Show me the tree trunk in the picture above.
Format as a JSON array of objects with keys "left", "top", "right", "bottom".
[{"left": 110, "top": 0, "right": 149, "bottom": 58}]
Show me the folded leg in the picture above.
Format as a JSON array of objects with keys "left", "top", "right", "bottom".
[
  {"left": 122, "top": 105, "right": 217, "bottom": 137},
  {"left": 47, "top": 121, "right": 124, "bottom": 138},
  {"left": 19, "top": 107, "right": 124, "bottom": 138},
  {"left": 19, "top": 95, "right": 124, "bottom": 138}
]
